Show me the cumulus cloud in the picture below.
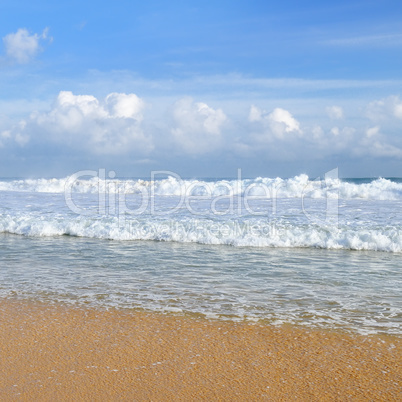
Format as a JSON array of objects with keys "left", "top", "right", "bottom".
[
  {"left": 246, "top": 104, "right": 360, "bottom": 159},
  {"left": 4, "top": 90, "right": 402, "bottom": 170},
  {"left": 269, "top": 108, "right": 301, "bottom": 136},
  {"left": 4, "top": 91, "right": 153, "bottom": 154},
  {"left": 326, "top": 106, "right": 344, "bottom": 120},
  {"left": 170, "top": 97, "right": 227, "bottom": 154},
  {"left": 3, "top": 28, "right": 50, "bottom": 64},
  {"left": 248, "top": 105, "right": 302, "bottom": 140},
  {"left": 237, "top": 105, "right": 308, "bottom": 160}
]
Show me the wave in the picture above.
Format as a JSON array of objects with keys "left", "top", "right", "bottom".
[
  {"left": 1, "top": 214, "right": 402, "bottom": 252},
  {"left": 1, "top": 174, "right": 402, "bottom": 200}
]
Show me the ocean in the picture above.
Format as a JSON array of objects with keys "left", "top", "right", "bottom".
[{"left": 0, "top": 171, "right": 401, "bottom": 336}]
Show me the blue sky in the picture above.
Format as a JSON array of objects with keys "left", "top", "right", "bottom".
[{"left": 1, "top": 0, "right": 402, "bottom": 178}]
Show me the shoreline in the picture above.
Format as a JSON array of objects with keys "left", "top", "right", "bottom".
[{"left": 0, "top": 299, "right": 401, "bottom": 400}]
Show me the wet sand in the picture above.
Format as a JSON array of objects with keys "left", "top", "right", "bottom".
[{"left": 0, "top": 299, "right": 400, "bottom": 401}]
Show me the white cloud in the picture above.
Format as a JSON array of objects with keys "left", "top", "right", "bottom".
[
  {"left": 269, "top": 108, "right": 301, "bottom": 136},
  {"left": 170, "top": 97, "right": 227, "bottom": 154},
  {"left": 0, "top": 130, "right": 11, "bottom": 148},
  {"left": 311, "top": 125, "right": 324, "bottom": 140},
  {"left": 301, "top": 125, "right": 355, "bottom": 156},
  {"left": 248, "top": 105, "right": 301, "bottom": 140},
  {"left": 330, "top": 127, "right": 340, "bottom": 136},
  {"left": 0, "top": 119, "right": 29, "bottom": 147},
  {"left": 394, "top": 102, "right": 402, "bottom": 119},
  {"left": 370, "top": 142, "right": 402, "bottom": 158},
  {"left": 360, "top": 140, "right": 402, "bottom": 158},
  {"left": 3, "top": 28, "right": 50, "bottom": 64},
  {"left": 326, "top": 106, "right": 344, "bottom": 120},
  {"left": 248, "top": 105, "right": 262, "bottom": 122},
  {"left": 4, "top": 89, "right": 402, "bottom": 170},
  {"left": 105, "top": 92, "right": 144, "bottom": 118},
  {"left": 329, "top": 126, "right": 355, "bottom": 149},
  {"left": 353, "top": 124, "right": 402, "bottom": 158},
  {"left": 239, "top": 105, "right": 309, "bottom": 160},
  {"left": 5, "top": 91, "right": 152, "bottom": 154},
  {"left": 366, "top": 126, "right": 380, "bottom": 138},
  {"left": 366, "top": 95, "right": 402, "bottom": 121}
]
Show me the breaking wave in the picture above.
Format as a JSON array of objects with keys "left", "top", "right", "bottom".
[
  {"left": 1, "top": 174, "right": 402, "bottom": 252},
  {"left": 1, "top": 174, "right": 402, "bottom": 200},
  {"left": 1, "top": 213, "right": 402, "bottom": 252}
]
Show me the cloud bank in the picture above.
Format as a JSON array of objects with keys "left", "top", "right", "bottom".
[{"left": 2, "top": 91, "right": 402, "bottom": 175}]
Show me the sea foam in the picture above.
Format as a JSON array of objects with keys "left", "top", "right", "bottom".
[
  {"left": 1, "top": 175, "right": 402, "bottom": 200},
  {"left": 1, "top": 175, "right": 402, "bottom": 252}
]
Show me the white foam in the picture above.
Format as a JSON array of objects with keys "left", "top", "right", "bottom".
[
  {"left": 1, "top": 213, "right": 402, "bottom": 252},
  {"left": 1, "top": 175, "right": 402, "bottom": 252},
  {"left": 1, "top": 175, "right": 402, "bottom": 200}
]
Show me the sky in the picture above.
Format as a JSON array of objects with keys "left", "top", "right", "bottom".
[{"left": 1, "top": 0, "right": 402, "bottom": 178}]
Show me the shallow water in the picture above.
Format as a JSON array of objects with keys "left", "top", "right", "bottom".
[{"left": 0, "top": 233, "right": 401, "bottom": 336}]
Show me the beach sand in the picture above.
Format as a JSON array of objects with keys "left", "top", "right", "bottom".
[{"left": 0, "top": 300, "right": 400, "bottom": 401}]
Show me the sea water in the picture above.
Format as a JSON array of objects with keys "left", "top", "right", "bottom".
[{"left": 0, "top": 173, "right": 401, "bottom": 336}]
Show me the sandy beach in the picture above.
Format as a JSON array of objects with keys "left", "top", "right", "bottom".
[{"left": 0, "top": 299, "right": 400, "bottom": 401}]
